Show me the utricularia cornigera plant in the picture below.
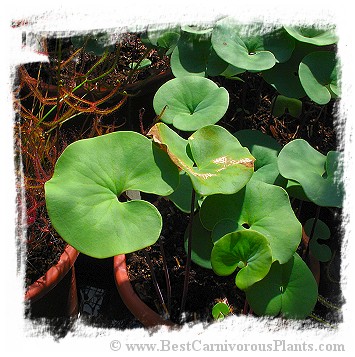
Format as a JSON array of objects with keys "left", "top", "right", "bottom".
[{"left": 45, "top": 19, "right": 342, "bottom": 323}]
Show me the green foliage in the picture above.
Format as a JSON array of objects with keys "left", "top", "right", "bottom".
[
  {"left": 170, "top": 29, "right": 227, "bottom": 77},
  {"left": 150, "top": 20, "right": 339, "bottom": 110},
  {"left": 184, "top": 212, "right": 213, "bottom": 269},
  {"left": 45, "top": 22, "right": 342, "bottom": 321},
  {"left": 211, "top": 230, "right": 272, "bottom": 290},
  {"left": 45, "top": 131, "right": 179, "bottom": 258},
  {"left": 212, "top": 301, "right": 231, "bottom": 320},
  {"left": 233, "top": 129, "right": 287, "bottom": 187},
  {"left": 304, "top": 218, "right": 332, "bottom": 262},
  {"left": 211, "top": 18, "right": 276, "bottom": 72},
  {"left": 277, "top": 139, "right": 343, "bottom": 207},
  {"left": 246, "top": 253, "right": 318, "bottom": 319},
  {"left": 148, "top": 123, "right": 255, "bottom": 196},
  {"left": 129, "top": 59, "right": 152, "bottom": 70},
  {"left": 272, "top": 95, "right": 302, "bottom": 118},
  {"left": 299, "top": 51, "right": 340, "bottom": 104},
  {"left": 153, "top": 76, "right": 229, "bottom": 131},
  {"left": 200, "top": 179, "right": 302, "bottom": 264},
  {"left": 284, "top": 26, "right": 338, "bottom": 46}
]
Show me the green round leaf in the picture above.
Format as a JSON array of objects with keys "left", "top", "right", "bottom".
[
  {"left": 233, "top": 130, "right": 287, "bottom": 187},
  {"left": 251, "top": 163, "right": 288, "bottom": 187},
  {"left": 211, "top": 18, "right": 276, "bottom": 71},
  {"left": 284, "top": 26, "right": 338, "bottom": 46},
  {"left": 184, "top": 212, "right": 213, "bottom": 269},
  {"left": 272, "top": 95, "right": 302, "bottom": 118},
  {"left": 277, "top": 139, "right": 343, "bottom": 207},
  {"left": 284, "top": 179, "right": 310, "bottom": 202},
  {"left": 299, "top": 51, "right": 339, "bottom": 105},
  {"left": 45, "top": 132, "right": 179, "bottom": 258},
  {"left": 212, "top": 302, "right": 231, "bottom": 320},
  {"left": 200, "top": 179, "right": 302, "bottom": 264},
  {"left": 234, "top": 129, "right": 281, "bottom": 170},
  {"left": 148, "top": 123, "right": 255, "bottom": 196},
  {"left": 170, "top": 36, "right": 228, "bottom": 77},
  {"left": 153, "top": 77, "right": 229, "bottom": 131},
  {"left": 211, "top": 219, "right": 238, "bottom": 243},
  {"left": 170, "top": 37, "right": 210, "bottom": 77},
  {"left": 304, "top": 218, "right": 332, "bottom": 262},
  {"left": 246, "top": 253, "right": 318, "bottom": 319},
  {"left": 156, "top": 32, "right": 180, "bottom": 55},
  {"left": 263, "top": 27, "right": 295, "bottom": 63},
  {"left": 211, "top": 230, "right": 272, "bottom": 290},
  {"left": 263, "top": 41, "right": 319, "bottom": 99}
]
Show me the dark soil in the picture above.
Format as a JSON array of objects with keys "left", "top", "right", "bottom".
[{"left": 20, "top": 32, "right": 344, "bottom": 334}]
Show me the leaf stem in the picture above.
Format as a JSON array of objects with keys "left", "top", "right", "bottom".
[
  {"left": 304, "top": 205, "right": 321, "bottom": 258},
  {"left": 159, "top": 236, "right": 172, "bottom": 314},
  {"left": 180, "top": 189, "right": 196, "bottom": 319},
  {"left": 143, "top": 248, "right": 169, "bottom": 319}
]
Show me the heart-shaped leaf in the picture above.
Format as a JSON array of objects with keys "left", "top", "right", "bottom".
[
  {"left": 284, "top": 26, "right": 338, "bottom": 46},
  {"left": 272, "top": 95, "right": 302, "bottom": 118},
  {"left": 211, "top": 18, "right": 276, "bottom": 71},
  {"left": 263, "top": 41, "right": 317, "bottom": 99},
  {"left": 284, "top": 179, "right": 310, "bottom": 202},
  {"left": 234, "top": 129, "right": 281, "bottom": 170},
  {"left": 212, "top": 302, "right": 231, "bottom": 320},
  {"left": 157, "top": 32, "right": 180, "bottom": 55},
  {"left": 304, "top": 218, "right": 332, "bottom": 262},
  {"left": 153, "top": 76, "right": 229, "bottom": 131},
  {"left": 299, "top": 51, "right": 339, "bottom": 105},
  {"left": 233, "top": 129, "right": 287, "bottom": 187},
  {"left": 246, "top": 253, "right": 318, "bottom": 319},
  {"left": 45, "top": 131, "right": 179, "bottom": 258},
  {"left": 211, "top": 230, "right": 272, "bottom": 290},
  {"left": 170, "top": 35, "right": 228, "bottom": 77},
  {"left": 262, "top": 27, "right": 295, "bottom": 63},
  {"left": 277, "top": 139, "right": 344, "bottom": 207},
  {"left": 140, "top": 26, "right": 180, "bottom": 55},
  {"left": 148, "top": 123, "right": 255, "bottom": 196},
  {"left": 200, "top": 179, "right": 302, "bottom": 264}
]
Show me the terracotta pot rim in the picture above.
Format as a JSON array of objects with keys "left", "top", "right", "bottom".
[
  {"left": 24, "top": 244, "right": 79, "bottom": 303},
  {"left": 113, "top": 254, "right": 175, "bottom": 328}
]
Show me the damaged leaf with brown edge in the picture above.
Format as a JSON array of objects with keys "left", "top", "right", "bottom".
[{"left": 148, "top": 122, "right": 255, "bottom": 196}]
